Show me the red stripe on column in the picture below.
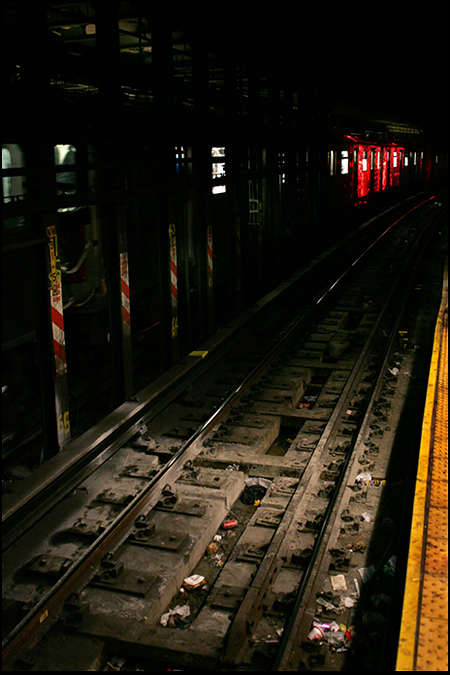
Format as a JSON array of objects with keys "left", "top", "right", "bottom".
[
  {"left": 122, "top": 305, "right": 131, "bottom": 326},
  {"left": 53, "top": 338, "right": 66, "bottom": 362},
  {"left": 51, "top": 305, "right": 65, "bottom": 331},
  {"left": 121, "top": 278, "right": 130, "bottom": 298}
]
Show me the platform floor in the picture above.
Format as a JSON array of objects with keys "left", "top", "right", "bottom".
[{"left": 396, "top": 261, "right": 448, "bottom": 671}]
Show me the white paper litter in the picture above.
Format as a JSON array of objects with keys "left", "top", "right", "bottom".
[
  {"left": 330, "top": 574, "right": 347, "bottom": 592},
  {"left": 358, "top": 565, "right": 376, "bottom": 582},
  {"left": 245, "top": 477, "right": 272, "bottom": 489},
  {"left": 160, "top": 604, "right": 191, "bottom": 626},
  {"left": 316, "top": 596, "right": 337, "bottom": 612},
  {"left": 183, "top": 574, "right": 205, "bottom": 589},
  {"left": 355, "top": 472, "right": 372, "bottom": 485}
]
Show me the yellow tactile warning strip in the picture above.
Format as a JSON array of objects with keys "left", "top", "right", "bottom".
[{"left": 396, "top": 260, "right": 448, "bottom": 672}]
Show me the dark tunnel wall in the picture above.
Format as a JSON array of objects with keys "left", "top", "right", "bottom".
[{"left": 2, "top": 2, "right": 447, "bottom": 459}]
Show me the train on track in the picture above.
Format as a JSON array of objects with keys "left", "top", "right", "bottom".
[{"left": 328, "top": 134, "right": 434, "bottom": 207}]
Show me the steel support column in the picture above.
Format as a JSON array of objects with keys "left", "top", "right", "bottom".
[
  {"left": 168, "top": 222, "right": 180, "bottom": 361},
  {"left": 152, "top": 21, "right": 178, "bottom": 365},
  {"left": 19, "top": 3, "right": 71, "bottom": 455},
  {"left": 227, "top": 141, "right": 244, "bottom": 314},
  {"left": 245, "top": 67, "right": 262, "bottom": 301},
  {"left": 267, "top": 74, "right": 281, "bottom": 288},
  {"left": 192, "top": 34, "right": 211, "bottom": 339},
  {"left": 224, "top": 54, "right": 240, "bottom": 318},
  {"left": 95, "top": 4, "right": 133, "bottom": 402},
  {"left": 206, "top": 223, "right": 214, "bottom": 332},
  {"left": 46, "top": 220, "right": 71, "bottom": 446}
]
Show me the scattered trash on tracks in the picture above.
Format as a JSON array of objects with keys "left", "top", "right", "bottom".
[
  {"left": 183, "top": 574, "right": 206, "bottom": 589},
  {"left": 160, "top": 604, "right": 191, "bottom": 627}
]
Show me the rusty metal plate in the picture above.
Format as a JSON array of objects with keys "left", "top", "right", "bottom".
[
  {"left": 121, "top": 457, "right": 159, "bottom": 479},
  {"left": 154, "top": 498, "right": 208, "bottom": 517},
  {"left": 128, "top": 524, "right": 189, "bottom": 551},
  {"left": 92, "top": 567, "right": 159, "bottom": 597},
  {"left": 68, "top": 517, "right": 108, "bottom": 538},
  {"left": 127, "top": 518, "right": 155, "bottom": 544},
  {"left": 177, "top": 469, "right": 227, "bottom": 489},
  {"left": 27, "top": 554, "right": 71, "bottom": 579},
  {"left": 144, "top": 530, "right": 189, "bottom": 551}
]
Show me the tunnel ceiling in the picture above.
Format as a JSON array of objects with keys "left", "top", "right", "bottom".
[
  {"left": 6, "top": 3, "right": 296, "bottom": 116},
  {"left": 2, "top": 2, "right": 448, "bottom": 139}
]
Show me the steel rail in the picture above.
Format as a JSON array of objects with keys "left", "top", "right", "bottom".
[
  {"left": 271, "top": 206, "right": 440, "bottom": 671},
  {"left": 1, "top": 194, "right": 431, "bottom": 540},
  {"left": 222, "top": 202, "right": 435, "bottom": 666},
  {"left": 1, "top": 196, "right": 437, "bottom": 670}
]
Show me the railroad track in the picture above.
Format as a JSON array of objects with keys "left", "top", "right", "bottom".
[{"left": 2, "top": 194, "right": 446, "bottom": 671}]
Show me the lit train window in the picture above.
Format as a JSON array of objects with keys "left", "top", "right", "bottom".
[
  {"left": 372, "top": 151, "right": 380, "bottom": 170},
  {"left": 404, "top": 155, "right": 409, "bottom": 166},
  {"left": 362, "top": 150, "right": 368, "bottom": 172},
  {"left": 328, "top": 150, "right": 335, "bottom": 175},
  {"left": 393, "top": 151, "right": 398, "bottom": 168},
  {"left": 211, "top": 146, "right": 226, "bottom": 194},
  {"left": 2, "top": 144, "right": 26, "bottom": 229},
  {"left": 175, "top": 145, "right": 185, "bottom": 173},
  {"left": 2, "top": 147, "right": 12, "bottom": 202},
  {"left": 2, "top": 145, "right": 25, "bottom": 203},
  {"left": 54, "top": 144, "right": 77, "bottom": 212},
  {"left": 340, "top": 150, "right": 349, "bottom": 175}
]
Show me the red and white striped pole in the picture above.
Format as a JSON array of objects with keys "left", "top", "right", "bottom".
[
  {"left": 169, "top": 223, "right": 179, "bottom": 360},
  {"left": 46, "top": 224, "right": 71, "bottom": 447},
  {"left": 207, "top": 225, "right": 213, "bottom": 289},
  {"left": 120, "top": 251, "right": 131, "bottom": 335},
  {"left": 119, "top": 246, "right": 134, "bottom": 397}
]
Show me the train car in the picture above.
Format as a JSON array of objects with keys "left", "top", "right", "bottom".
[{"left": 326, "top": 131, "right": 426, "bottom": 224}]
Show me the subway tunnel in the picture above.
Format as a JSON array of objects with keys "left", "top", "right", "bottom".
[{"left": 2, "top": 3, "right": 448, "bottom": 671}]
